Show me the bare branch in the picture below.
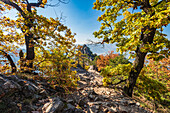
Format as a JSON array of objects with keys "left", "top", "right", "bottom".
[
  {"left": 112, "top": 79, "right": 127, "bottom": 85},
  {"left": 59, "top": 0, "right": 70, "bottom": 4},
  {"left": 46, "top": 3, "right": 60, "bottom": 7},
  {"left": 87, "top": 39, "right": 103, "bottom": 45},
  {"left": 45, "top": 0, "right": 70, "bottom": 7},
  {"left": 25, "top": 0, "right": 29, "bottom": 4}
]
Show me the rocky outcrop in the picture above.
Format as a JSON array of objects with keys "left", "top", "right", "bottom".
[
  {"left": 0, "top": 74, "right": 83, "bottom": 113},
  {"left": 80, "top": 44, "right": 96, "bottom": 61}
]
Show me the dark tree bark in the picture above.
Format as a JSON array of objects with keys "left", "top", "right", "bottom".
[
  {"left": 0, "top": 0, "right": 42, "bottom": 72},
  {"left": 25, "top": 33, "right": 35, "bottom": 69},
  {"left": 0, "top": 0, "right": 68, "bottom": 73},
  {"left": 19, "top": 50, "right": 24, "bottom": 71},
  {"left": 123, "top": 0, "right": 158, "bottom": 97},
  {"left": 0, "top": 50, "right": 17, "bottom": 73},
  {"left": 124, "top": 27, "right": 156, "bottom": 97}
]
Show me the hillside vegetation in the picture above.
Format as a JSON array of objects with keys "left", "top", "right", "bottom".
[{"left": 0, "top": 0, "right": 169, "bottom": 113}]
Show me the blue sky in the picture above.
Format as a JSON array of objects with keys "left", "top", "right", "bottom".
[
  {"left": 37, "top": 0, "right": 170, "bottom": 44},
  {"left": 37, "top": 0, "right": 103, "bottom": 44},
  {"left": 4, "top": 0, "right": 170, "bottom": 44}
]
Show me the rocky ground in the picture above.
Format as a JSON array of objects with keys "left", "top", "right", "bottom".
[
  {"left": 0, "top": 67, "right": 152, "bottom": 113},
  {"left": 69, "top": 66, "right": 152, "bottom": 113}
]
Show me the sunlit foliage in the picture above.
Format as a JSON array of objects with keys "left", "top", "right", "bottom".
[
  {"left": 134, "top": 57, "right": 170, "bottom": 112},
  {"left": 95, "top": 51, "right": 132, "bottom": 86},
  {"left": 96, "top": 51, "right": 119, "bottom": 71},
  {"left": 93, "top": 0, "right": 170, "bottom": 97},
  {"left": 0, "top": 0, "right": 79, "bottom": 88},
  {"left": 93, "top": 0, "right": 169, "bottom": 58}
]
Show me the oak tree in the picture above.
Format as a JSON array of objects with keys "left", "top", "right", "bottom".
[
  {"left": 93, "top": 0, "right": 170, "bottom": 97},
  {"left": 0, "top": 0, "right": 79, "bottom": 88},
  {"left": 0, "top": 0, "right": 75, "bottom": 73}
]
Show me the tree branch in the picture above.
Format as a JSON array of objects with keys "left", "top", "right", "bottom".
[
  {"left": 87, "top": 39, "right": 105, "bottom": 47},
  {"left": 0, "top": 50, "right": 17, "bottom": 73},
  {"left": 29, "top": 0, "right": 43, "bottom": 7},
  {"left": 58, "top": 0, "right": 70, "bottom": 4},
  {"left": 104, "top": 21, "right": 113, "bottom": 31},
  {"left": 108, "top": 79, "right": 127, "bottom": 86},
  {"left": 152, "top": 0, "right": 164, "bottom": 7},
  {"left": 113, "top": 79, "right": 127, "bottom": 85},
  {"left": 0, "top": 0, "right": 25, "bottom": 17}
]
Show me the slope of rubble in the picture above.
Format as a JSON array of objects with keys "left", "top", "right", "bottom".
[
  {"left": 0, "top": 67, "right": 152, "bottom": 113},
  {"left": 0, "top": 74, "right": 83, "bottom": 113},
  {"left": 68, "top": 67, "right": 152, "bottom": 113}
]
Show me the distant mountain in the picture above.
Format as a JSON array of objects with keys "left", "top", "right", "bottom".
[
  {"left": 85, "top": 44, "right": 134, "bottom": 62},
  {"left": 82, "top": 43, "right": 118, "bottom": 55}
]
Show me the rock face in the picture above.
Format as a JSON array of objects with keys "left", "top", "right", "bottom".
[{"left": 80, "top": 44, "right": 95, "bottom": 61}]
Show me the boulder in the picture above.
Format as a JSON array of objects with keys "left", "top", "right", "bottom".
[{"left": 42, "top": 97, "right": 64, "bottom": 113}]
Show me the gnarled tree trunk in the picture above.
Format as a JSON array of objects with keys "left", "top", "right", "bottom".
[{"left": 124, "top": 27, "right": 156, "bottom": 97}]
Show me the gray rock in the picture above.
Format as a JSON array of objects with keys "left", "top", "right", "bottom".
[
  {"left": 119, "top": 105, "right": 131, "bottom": 113},
  {"left": 42, "top": 97, "right": 64, "bottom": 113},
  {"left": 110, "top": 106, "right": 117, "bottom": 112},
  {"left": 62, "top": 104, "right": 75, "bottom": 113},
  {"left": 80, "top": 44, "right": 95, "bottom": 61},
  {"left": 89, "top": 105, "right": 99, "bottom": 113},
  {"left": 3, "top": 80, "right": 21, "bottom": 90},
  {"left": 78, "top": 98, "right": 86, "bottom": 107},
  {"left": 39, "top": 89, "right": 48, "bottom": 97},
  {"left": 136, "top": 102, "right": 140, "bottom": 106},
  {"left": 0, "top": 87, "right": 5, "bottom": 98},
  {"left": 74, "top": 109, "right": 85, "bottom": 113},
  {"left": 0, "top": 78, "right": 21, "bottom": 98},
  {"left": 105, "top": 91, "right": 110, "bottom": 95},
  {"left": 67, "top": 99, "right": 74, "bottom": 105},
  {"left": 128, "top": 100, "right": 136, "bottom": 105},
  {"left": 6, "top": 75, "right": 19, "bottom": 82},
  {"left": 22, "top": 83, "right": 36, "bottom": 97},
  {"left": 94, "top": 97, "right": 104, "bottom": 102},
  {"left": 27, "top": 81, "right": 40, "bottom": 92},
  {"left": 67, "top": 103, "right": 76, "bottom": 109},
  {"left": 88, "top": 90, "right": 97, "bottom": 96},
  {"left": 89, "top": 94, "right": 96, "bottom": 100}
]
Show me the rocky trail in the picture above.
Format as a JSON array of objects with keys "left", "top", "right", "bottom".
[
  {"left": 69, "top": 67, "right": 152, "bottom": 113},
  {"left": 0, "top": 67, "right": 152, "bottom": 113}
]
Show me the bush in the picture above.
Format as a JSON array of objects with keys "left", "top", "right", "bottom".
[
  {"left": 96, "top": 51, "right": 132, "bottom": 86},
  {"left": 101, "top": 63, "right": 132, "bottom": 86},
  {"left": 134, "top": 57, "right": 170, "bottom": 112},
  {"left": 34, "top": 47, "right": 79, "bottom": 89},
  {"left": 96, "top": 51, "right": 119, "bottom": 71}
]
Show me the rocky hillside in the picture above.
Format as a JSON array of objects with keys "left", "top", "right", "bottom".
[
  {"left": 0, "top": 74, "right": 83, "bottom": 113},
  {"left": 0, "top": 67, "right": 152, "bottom": 113}
]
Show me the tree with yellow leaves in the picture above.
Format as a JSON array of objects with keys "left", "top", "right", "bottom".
[
  {"left": 93, "top": 0, "right": 170, "bottom": 97},
  {"left": 0, "top": 0, "right": 79, "bottom": 88},
  {"left": 0, "top": 0, "right": 72, "bottom": 71}
]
